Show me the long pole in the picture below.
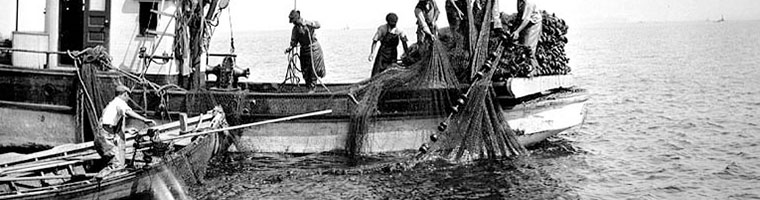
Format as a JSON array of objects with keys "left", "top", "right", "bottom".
[
  {"left": 15, "top": 0, "right": 19, "bottom": 32},
  {"left": 160, "top": 109, "right": 332, "bottom": 141}
]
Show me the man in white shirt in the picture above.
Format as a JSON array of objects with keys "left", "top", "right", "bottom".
[{"left": 95, "top": 85, "right": 155, "bottom": 179}]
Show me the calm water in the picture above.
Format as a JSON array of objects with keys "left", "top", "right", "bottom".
[{"left": 199, "top": 21, "right": 760, "bottom": 199}]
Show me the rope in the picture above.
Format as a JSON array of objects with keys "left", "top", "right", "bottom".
[
  {"left": 281, "top": 49, "right": 302, "bottom": 86},
  {"left": 305, "top": 28, "right": 331, "bottom": 93},
  {"left": 228, "top": 6, "right": 235, "bottom": 54}
]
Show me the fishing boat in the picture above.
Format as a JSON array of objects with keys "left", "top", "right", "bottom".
[
  {"left": 715, "top": 15, "right": 726, "bottom": 23},
  {"left": 0, "top": 0, "right": 588, "bottom": 155},
  {"left": 141, "top": 77, "right": 587, "bottom": 153},
  {"left": 0, "top": 108, "right": 228, "bottom": 200}
]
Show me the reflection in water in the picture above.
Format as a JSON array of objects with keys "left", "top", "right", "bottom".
[{"left": 150, "top": 166, "right": 190, "bottom": 200}]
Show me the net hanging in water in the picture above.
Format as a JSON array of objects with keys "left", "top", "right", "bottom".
[
  {"left": 422, "top": 39, "right": 527, "bottom": 162},
  {"left": 347, "top": 39, "right": 461, "bottom": 165},
  {"left": 419, "top": 0, "right": 527, "bottom": 162}
]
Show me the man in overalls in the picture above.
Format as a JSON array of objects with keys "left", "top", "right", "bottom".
[
  {"left": 285, "top": 10, "right": 326, "bottom": 91},
  {"left": 95, "top": 85, "right": 155, "bottom": 179},
  {"left": 368, "top": 13, "right": 409, "bottom": 76}
]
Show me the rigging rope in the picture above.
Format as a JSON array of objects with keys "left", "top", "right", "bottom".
[
  {"left": 228, "top": 6, "right": 235, "bottom": 54},
  {"left": 306, "top": 28, "right": 331, "bottom": 93}
]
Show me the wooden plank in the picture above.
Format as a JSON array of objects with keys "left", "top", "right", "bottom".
[
  {"left": 1, "top": 160, "right": 88, "bottom": 175},
  {"left": 0, "top": 142, "right": 94, "bottom": 167},
  {"left": 146, "top": 30, "right": 176, "bottom": 37},
  {"left": 0, "top": 47, "right": 68, "bottom": 55},
  {"left": 0, "top": 153, "right": 24, "bottom": 161},
  {"left": 160, "top": 110, "right": 333, "bottom": 142},
  {"left": 0, "top": 100, "right": 74, "bottom": 112},
  {"left": 496, "top": 75, "right": 577, "bottom": 99},
  {"left": 0, "top": 173, "right": 97, "bottom": 182},
  {"left": 179, "top": 113, "right": 189, "bottom": 133},
  {"left": 0, "top": 114, "right": 211, "bottom": 166},
  {"left": 207, "top": 53, "right": 237, "bottom": 57},
  {"left": 150, "top": 9, "right": 177, "bottom": 18},
  {"left": 0, "top": 151, "right": 98, "bottom": 174},
  {"left": 150, "top": 113, "right": 214, "bottom": 131}
]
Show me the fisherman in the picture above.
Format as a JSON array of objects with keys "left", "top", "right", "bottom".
[
  {"left": 368, "top": 13, "right": 409, "bottom": 76},
  {"left": 415, "top": 0, "right": 441, "bottom": 48},
  {"left": 510, "top": 0, "right": 542, "bottom": 69},
  {"left": 285, "top": 10, "right": 326, "bottom": 91},
  {"left": 446, "top": 0, "right": 503, "bottom": 44},
  {"left": 445, "top": 0, "right": 466, "bottom": 36},
  {"left": 95, "top": 85, "right": 155, "bottom": 179}
]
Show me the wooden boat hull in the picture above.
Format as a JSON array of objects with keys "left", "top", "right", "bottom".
[
  {"left": 1, "top": 65, "right": 588, "bottom": 155},
  {"left": 0, "top": 113, "right": 226, "bottom": 200},
  {"left": 0, "top": 106, "right": 78, "bottom": 148},
  {"left": 235, "top": 91, "right": 588, "bottom": 153},
  {"left": 0, "top": 66, "right": 122, "bottom": 148}
]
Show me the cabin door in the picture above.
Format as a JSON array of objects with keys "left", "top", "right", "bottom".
[
  {"left": 83, "top": 0, "right": 110, "bottom": 49},
  {"left": 59, "top": 0, "right": 84, "bottom": 65}
]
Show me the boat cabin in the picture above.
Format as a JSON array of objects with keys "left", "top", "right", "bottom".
[
  {"left": 2, "top": 0, "right": 183, "bottom": 82},
  {"left": 0, "top": 0, "right": 190, "bottom": 148}
]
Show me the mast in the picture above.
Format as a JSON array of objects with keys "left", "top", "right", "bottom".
[
  {"left": 190, "top": 0, "right": 206, "bottom": 90},
  {"left": 175, "top": 0, "right": 228, "bottom": 90},
  {"left": 15, "top": 0, "right": 19, "bottom": 32},
  {"left": 176, "top": 0, "right": 212, "bottom": 90}
]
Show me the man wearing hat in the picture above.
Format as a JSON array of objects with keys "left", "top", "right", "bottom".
[
  {"left": 95, "top": 85, "right": 155, "bottom": 178},
  {"left": 368, "top": 13, "right": 409, "bottom": 76},
  {"left": 285, "top": 10, "right": 326, "bottom": 91}
]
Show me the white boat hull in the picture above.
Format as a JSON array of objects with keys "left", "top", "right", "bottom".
[{"left": 234, "top": 96, "right": 587, "bottom": 153}]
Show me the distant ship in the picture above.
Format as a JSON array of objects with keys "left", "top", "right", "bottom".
[{"left": 715, "top": 15, "right": 725, "bottom": 23}]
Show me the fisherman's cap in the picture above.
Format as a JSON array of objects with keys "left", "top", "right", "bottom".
[
  {"left": 289, "top": 10, "right": 300, "bottom": 19},
  {"left": 116, "top": 85, "right": 131, "bottom": 94},
  {"left": 386, "top": 13, "right": 399, "bottom": 23}
]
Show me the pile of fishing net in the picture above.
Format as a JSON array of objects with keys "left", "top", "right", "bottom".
[{"left": 494, "top": 11, "right": 571, "bottom": 79}]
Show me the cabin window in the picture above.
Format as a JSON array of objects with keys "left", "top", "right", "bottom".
[
  {"left": 90, "top": 0, "right": 106, "bottom": 11},
  {"left": 139, "top": 2, "right": 159, "bottom": 37}
]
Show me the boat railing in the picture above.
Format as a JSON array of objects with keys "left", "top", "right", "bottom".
[{"left": 0, "top": 47, "right": 70, "bottom": 69}]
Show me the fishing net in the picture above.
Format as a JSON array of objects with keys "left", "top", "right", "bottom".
[
  {"left": 72, "top": 47, "right": 121, "bottom": 143},
  {"left": 184, "top": 89, "right": 243, "bottom": 152},
  {"left": 423, "top": 42, "right": 526, "bottom": 162},
  {"left": 347, "top": 0, "right": 528, "bottom": 165},
  {"left": 347, "top": 40, "right": 460, "bottom": 165},
  {"left": 418, "top": 0, "right": 527, "bottom": 163}
]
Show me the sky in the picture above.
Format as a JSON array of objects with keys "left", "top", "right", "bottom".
[
  {"left": 212, "top": 0, "right": 760, "bottom": 32},
  {"left": 1, "top": 0, "right": 759, "bottom": 38}
]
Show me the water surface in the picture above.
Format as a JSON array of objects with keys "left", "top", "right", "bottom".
[{"left": 197, "top": 20, "right": 760, "bottom": 199}]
